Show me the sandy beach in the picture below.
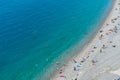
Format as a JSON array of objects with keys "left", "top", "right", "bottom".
[{"left": 51, "top": 0, "right": 120, "bottom": 80}]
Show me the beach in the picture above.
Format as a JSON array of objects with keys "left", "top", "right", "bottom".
[{"left": 51, "top": 0, "right": 120, "bottom": 80}]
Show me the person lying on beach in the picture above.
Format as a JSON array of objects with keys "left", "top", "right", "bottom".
[
  {"left": 93, "top": 46, "right": 97, "bottom": 49},
  {"left": 73, "top": 63, "right": 81, "bottom": 71},
  {"left": 112, "top": 45, "right": 116, "bottom": 48},
  {"left": 59, "top": 69, "right": 62, "bottom": 74},
  {"left": 72, "top": 59, "right": 77, "bottom": 63},
  {"left": 81, "top": 58, "right": 86, "bottom": 63},
  {"left": 90, "top": 59, "right": 97, "bottom": 66},
  {"left": 75, "top": 78, "right": 77, "bottom": 80},
  {"left": 100, "top": 30, "right": 103, "bottom": 33},
  {"left": 106, "top": 23, "right": 109, "bottom": 26}
]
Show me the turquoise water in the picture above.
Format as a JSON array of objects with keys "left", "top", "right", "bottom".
[{"left": 0, "top": 0, "right": 113, "bottom": 80}]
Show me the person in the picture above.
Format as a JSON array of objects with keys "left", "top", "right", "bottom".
[
  {"left": 100, "top": 49, "right": 102, "bottom": 53},
  {"left": 59, "top": 69, "right": 62, "bottom": 74},
  {"left": 92, "top": 59, "right": 97, "bottom": 63},
  {"left": 112, "top": 45, "right": 116, "bottom": 48},
  {"left": 81, "top": 58, "right": 85, "bottom": 62},
  {"left": 115, "top": 26, "right": 117, "bottom": 29},
  {"left": 85, "top": 55, "right": 89, "bottom": 59},
  {"left": 74, "top": 66, "right": 76, "bottom": 71},
  {"left": 106, "top": 23, "right": 109, "bottom": 26},
  {"left": 94, "top": 46, "right": 97, "bottom": 49},
  {"left": 99, "top": 34, "right": 103, "bottom": 40},
  {"left": 75, "top": 78, "right": 77, "bottom": 80},
  {"left": 102, "top": 44, "right": 106, "bottom": 49},
  {"left": 100, "top": 30, "right": 103, "bottom": 33},
  {"left": 114, "top": 26, "right": 118, "bottom": 33},
  {"left": 110, "top": 41, "right": 112, "bottom": 43},
  {"left": 72, "top": 59, "right": 77, "bottom": 63},
  {"left": 56, "top": 61, "right": 60, "bottom": 65}
]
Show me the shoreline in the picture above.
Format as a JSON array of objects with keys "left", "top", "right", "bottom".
[
  {"left": 72, "top": 0, "right": 116, "bottom": 60},
  {"left": 51, "top": 0, "right": 120, "bottom": 80}
]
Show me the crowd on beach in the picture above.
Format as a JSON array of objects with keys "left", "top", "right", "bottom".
[{"left": 52, "top": 0, "right": 120, "bottom": 80}]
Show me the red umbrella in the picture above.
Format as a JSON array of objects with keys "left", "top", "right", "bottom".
[
  {"left": 109, "top": 29, "right": 114, "bottom": 32},
  {"left": 60, "top": 75, "right": 65, "bottom": 78}
]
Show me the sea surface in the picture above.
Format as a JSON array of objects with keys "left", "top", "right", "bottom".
[{"left": 0, "top": 0, "right": 113, "bottom": 80}]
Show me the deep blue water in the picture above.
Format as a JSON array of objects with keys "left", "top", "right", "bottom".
[{"left": 0, "top": 0, "right": 113, "bottom": 80}]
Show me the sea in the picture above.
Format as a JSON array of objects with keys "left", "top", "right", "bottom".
[{"left": 0, "top": 0, "right": 113, "bottom": 80}]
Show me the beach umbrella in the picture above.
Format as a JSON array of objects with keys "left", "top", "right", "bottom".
[
  {"left": 92, "top": 59, "right": 97, "bottom": 63},
  {"left": 117, "top": 78, "right": 120, "bottom": 80},
  {"left": 75, "top": 64, "right": 81, "bottom": 70},
  {"left": 109, "top": 29, "right": 114, "bottom": 32},
  {"left": 60, "top": 75, "right": 65, "bottom": 78},
  {"left": 59, "top": 75, "right": 67, "bottom": 80}
]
